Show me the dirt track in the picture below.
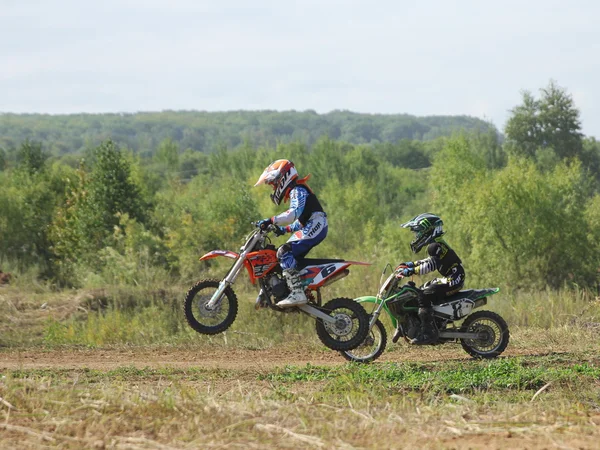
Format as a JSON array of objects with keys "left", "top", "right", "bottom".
[
  {"left": 2, "top": 346, "right": 599, "bottom": 450},
  {"left": 0, "top": 347, "right": 344, "bottom": 371},
  {"left": 0, "top": 345, "right": 565, "bottom": 371}
]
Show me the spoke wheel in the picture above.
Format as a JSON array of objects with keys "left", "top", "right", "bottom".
[
  {"left": 183, "top": 279, "right": 238, "bottom": 335},
  {"left": 340, "top": 318, "right": 387, "bottom": 363},
  {"left": 315, "top": 298, "right": 369, "bottom": 352},
  {"left": 460, "top": 310, "right": 509, "bottom": 359}
]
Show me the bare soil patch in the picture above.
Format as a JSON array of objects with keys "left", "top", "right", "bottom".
[{"left": 0, "top": 343, "right": 577, "bottom": 371}]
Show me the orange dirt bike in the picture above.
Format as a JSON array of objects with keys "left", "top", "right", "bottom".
[{"left": 184, "top": 223, "right": 371, "bottom": 351}]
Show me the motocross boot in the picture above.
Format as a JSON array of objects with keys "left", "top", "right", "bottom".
[
  {"left": 410, "top": 307, "right": 439, "bottom": 345},
  {"left": 277, "top": 269, "right": 308, "bottom": 308},
  {"left": 392, "top": 327, "right": 403, "bottom": 343}
]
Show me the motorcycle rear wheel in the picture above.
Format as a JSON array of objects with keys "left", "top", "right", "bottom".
[
  {"left": 183, "top": 279, "right": 238, "bottom": 335},
  {"left": 340, "top": 317, "right": 387, "bottom": 363},
  {"left": 315, "top": 298, "right": 369, "bottom": 352},
  {"left": 460, "top": 310, "right": 509, "bottom": 359}
]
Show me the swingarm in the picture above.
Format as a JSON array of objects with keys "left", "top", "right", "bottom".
[
  {"left": 298, "top": 304, "right": 337, "bottom": 325},
  {"left": 438, "top": 330, "right": 488, "bottom": 339}
]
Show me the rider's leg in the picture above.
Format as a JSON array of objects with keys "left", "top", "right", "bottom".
[
  {"left": 276, "top": 243, "right": 307, "bottom": 307},
  {"left": 410, "top": 283, "right": 442, "bottom": 345},
  {"left": 276, "top": 215, "right": 328, "bottom": 308},
  {"left": 411, "top": 272, "right": 464, "bottom": 344}
]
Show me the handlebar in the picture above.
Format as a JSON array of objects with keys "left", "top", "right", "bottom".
[
  {"left": 249, "top": 221, "right": 278, "bottom": 233},
  {"left": 394, "top": 263, "right": 409, "bottom": 279}
]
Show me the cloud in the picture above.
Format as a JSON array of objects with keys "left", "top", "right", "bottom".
[{"left": 1, "top": 0, "right": 599, "bottom": 136}]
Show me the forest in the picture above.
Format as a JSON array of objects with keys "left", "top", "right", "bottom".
[
  {"left": 3, "top": 80, "right": 600, "bottom": 450},
  {"left": 0, "top": 81, "right": 599, "bottom": 294},
  {"left": 0, "top": 110, "right": 492, "bottom": 156}
]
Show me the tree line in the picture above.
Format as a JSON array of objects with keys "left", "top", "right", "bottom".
[
  {"left": 0, "top": 81, "right": 598, "bottom": 292},
  {"left": 0, "top": 110, "right": 493, "bottom": 158}
]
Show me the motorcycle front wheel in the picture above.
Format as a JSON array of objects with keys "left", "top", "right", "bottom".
[
  {"left": 315, "top": 298, "right": 370, "bottom": 352},
  {"left": 460, "top": 310, "right": 509, "bottom": 359},
  {"left": 340, "top": 317, "right": 387, "bottom": 363},
  {"left": 183, "top": 279, "right": 238, "bottom": 335}
]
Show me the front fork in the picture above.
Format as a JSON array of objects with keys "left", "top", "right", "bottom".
[
  {"left": 366, "top": 298, "right": 408, "bottom": 342},
  {"left": 354, "top": 296, "right": 398, "bottom": 332},
  {"left": 206, "top": 231, "right": 268, "bottom": 309},
  {"left": 368, "top": 298, "right": 386, "bottom": 328},
  {"left": 206, "top": 253, "right": 247, "bottom": 310}
]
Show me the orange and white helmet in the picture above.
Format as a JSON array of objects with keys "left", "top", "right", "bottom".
[{"left": 254, "top": 159, "right": 298, "bottom": 205}]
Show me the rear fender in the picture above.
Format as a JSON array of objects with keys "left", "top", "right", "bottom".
[
  {"left": 304, "top": 260, "right": 372, "bottom": 289},
  {"left": 355, "top": 296, "right": 398, "bottom": 328},
  {"left": 473, "top": 287, "right": 500, "bottom": 309},
  {"left": 199, "top": 250, "right": 239, "bottom": 261}
]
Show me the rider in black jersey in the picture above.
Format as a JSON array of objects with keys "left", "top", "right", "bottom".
[{"left": 399, "top": 213, "right": 465, "bottom": 345}]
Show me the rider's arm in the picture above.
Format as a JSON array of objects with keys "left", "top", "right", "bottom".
[
  {"left": 412, "top": 242, "right": 445, "bottom": 275},
  {"left": 271, "top": 187, "right": 307, "bottom": 226},
  {"left": 413, "top": 257, "right": 438, "bottom": 275}
]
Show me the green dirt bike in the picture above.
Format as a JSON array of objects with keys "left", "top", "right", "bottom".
[{"left": 340, "top": 264, "right": 510, "bottom": 363}]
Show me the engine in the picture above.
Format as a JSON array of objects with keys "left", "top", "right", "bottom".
[
  {"left": 266, "top": 273, "right": 289, "bottom": 301},
  {"left": 405, "top": 316, "right": 421, "bottom": 340}
]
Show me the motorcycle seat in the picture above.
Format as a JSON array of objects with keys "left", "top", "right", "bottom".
[{"left": 296, "top": 258, "right": 345, "bottom": 269}]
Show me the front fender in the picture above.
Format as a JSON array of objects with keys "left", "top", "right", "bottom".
[
  {"left": 199, "top": 250, "right": 240, "bottom": 261},
  {"left": 354, "top": 296, "right": 398, "bottom": 328}
]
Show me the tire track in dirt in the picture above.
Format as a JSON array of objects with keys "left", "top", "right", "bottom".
[
  {"left": 0, "top": 348, "right": 340, "bottom": 370},
  {"left": 0, "top": 345, "right": 570, "bottom": 371}
]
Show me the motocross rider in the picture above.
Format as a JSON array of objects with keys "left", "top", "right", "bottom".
[
  {"left": 255, "top": 159, "right": 328, "bottom": 308},
  {"left": 399, "top": 213, "right": 465, "bottom": 345}
]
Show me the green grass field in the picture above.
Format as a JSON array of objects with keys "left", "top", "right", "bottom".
[{"left": 1, "top": 283, "right": 600, "bottom": 448}]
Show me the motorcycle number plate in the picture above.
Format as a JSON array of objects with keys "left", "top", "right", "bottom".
[
  {"left": 301, "top": 263, "right": 347, "bottom": 287},
  {"left": 434, "top": 299, "right": 474, "bottom": 320}
]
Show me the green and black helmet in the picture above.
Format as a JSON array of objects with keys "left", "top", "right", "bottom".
[{"left": 401, "top": 213, "right": 444, "bottom": 253}]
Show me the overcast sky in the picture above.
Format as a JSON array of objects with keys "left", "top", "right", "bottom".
[{"left": 1, "top": 0, "right": 599, "bottom": 137}]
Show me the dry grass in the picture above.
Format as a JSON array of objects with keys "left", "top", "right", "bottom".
[
  {"left": 1, "top": 285, "right": 600, "bottom": 449},
  {"left": 2, "top": 282, "right": 599, "bottom": 348},
  {"left": 1, "top": 356, "right": 600, "bottom": 449}
]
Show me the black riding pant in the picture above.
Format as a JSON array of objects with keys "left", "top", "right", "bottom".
[{"left": 419, "top": 276, "right": 464, "bottom": 309}]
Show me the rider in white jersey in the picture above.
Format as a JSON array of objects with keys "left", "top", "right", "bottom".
[{"left": 255, "top": 160, "right": 328, "bottom": 307}]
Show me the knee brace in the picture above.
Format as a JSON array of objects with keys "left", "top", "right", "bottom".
[
  {"left": 277, "top": 243, "right": 296, "bottom": 270},
  {"left": 277, "top": 243, "right": 292, "bottom": 260}
]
